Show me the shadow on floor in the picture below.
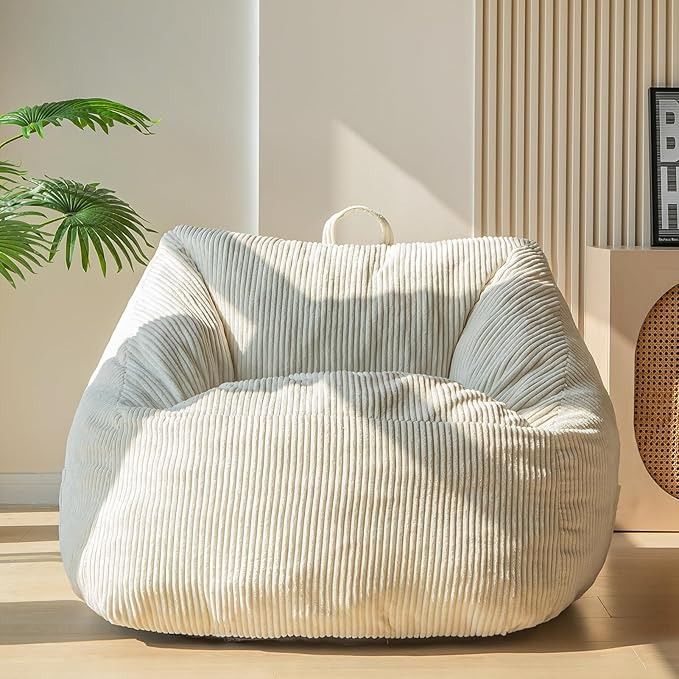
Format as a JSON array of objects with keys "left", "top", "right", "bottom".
[
  {"left": 0, "top": 558, "right": 676, "bottom": 657},
  {"left": 0, "top": 525, "right": 59, "bottom": 544},
  {"left": 0, "top": 552, "right": 61, "bottom": 564},
  {"left": 2, "top": 518, "right": 678, "bottom": 664}
]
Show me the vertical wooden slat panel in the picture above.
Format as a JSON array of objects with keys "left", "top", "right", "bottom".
[
  {"left": 667, "top": 0, "right": 675, "bottom": 82},
  {"left": 594, "top": 0, "right": 610, "bottom": 248},
  {"left": 525, "top": 0, "right": 540, "bottom": 244},
  {"left": 568, "top": 0, "right": 583, "bottom": 324},
  {"left": 474, "top": 0, "right": 677, "bottom": 325},
  {"left": 671, "top": 0, "right": 679, "bottom": 84},
  {"left": 553, "top": 0, "right": 569, "bottom": 290},
  {"left": 539, "top": 0, "right": 554, "bottom": 262},
  {"left": 483, "top": 0, "right": 498, "bottom": 236},
  {"left": 623, "top": 0, "right": 638, "bottom": 248},
  {"left": 512, "top": 0, "right": 527, "bottom": 237},
  {"left": 638, "top": 0, "right": 653, "bottom": 248},
  {"left": 609, "top": 0, "right": 625, "bottom": 247},
  {"left": 497, "top": 0, "right": 513, "bottom": 235},
  {"left": 581, "top": 0, "right": 596, "bottom": 258},
  {"left": 474, "top": 0, "right": 485, "bottom": 236},
  {"left": 653, "top": 0, "right": 668, "bottom": 84}
]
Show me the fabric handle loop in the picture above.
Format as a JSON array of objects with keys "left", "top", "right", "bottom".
[{"left": 322, "top": 205, "right": 394, "bottom": 245}]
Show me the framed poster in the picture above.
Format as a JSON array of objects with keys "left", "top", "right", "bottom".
[{"left": 650, "top": 88, "right": 679, "bottom": 247}]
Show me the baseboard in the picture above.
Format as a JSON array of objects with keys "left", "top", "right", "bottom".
[{"left": 0, "top": 473, "right": 61, "bottom": 506}]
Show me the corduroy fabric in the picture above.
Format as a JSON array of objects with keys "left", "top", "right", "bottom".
[{"left": 60, "top": 227, "right": 619, "bottom": 639}]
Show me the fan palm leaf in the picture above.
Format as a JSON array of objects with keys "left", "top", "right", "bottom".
[
  {"left": 0, "top": 218, "right": 47, "bottom": 286},
  {"left": 0, "top": 98, "right": 156, "bottom": 138},
  {"left": 13, "top": 177, "right": 154, "bottom": 275}
]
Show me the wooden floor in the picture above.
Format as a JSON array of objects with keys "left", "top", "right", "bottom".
[{"left": 1, "top": 508, "right": 678, "bottom": 679}]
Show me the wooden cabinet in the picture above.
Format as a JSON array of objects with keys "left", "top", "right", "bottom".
[{"left": 584, "top": 246, "right": 679, "bottom": 530}]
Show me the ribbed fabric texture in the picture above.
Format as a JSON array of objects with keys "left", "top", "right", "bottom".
[{"left": 60, "top": 227, "right": 619, "bottom": 639}]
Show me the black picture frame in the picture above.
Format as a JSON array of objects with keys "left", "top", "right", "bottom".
[{"left": 650, "top": 87, "right": 679, "bottom": 247}]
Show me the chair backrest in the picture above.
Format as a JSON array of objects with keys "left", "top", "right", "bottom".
[{"left": 175, "top": 224, "right": 527, "bottom": 381}]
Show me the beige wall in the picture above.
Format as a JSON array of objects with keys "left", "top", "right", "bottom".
[
  {"left": 4, "top": 1, "right": 678, "bottom": 477},
  {"left": 0, "top": 0, "right": 258, "bottom": 473},
  {"left": 259, "top": 0, "right": 476, "bottom": 244},
  {"left": 475, "top": 0, "right": 679, "bottom": 326}
]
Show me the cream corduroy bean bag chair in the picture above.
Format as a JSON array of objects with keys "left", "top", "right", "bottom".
[{"left": 60, "top": 207, "right": 619, "bottom": 639}]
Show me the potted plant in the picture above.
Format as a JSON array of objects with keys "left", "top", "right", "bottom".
[{"left": 0, "top": 98, "right": 156, "bottom": 286}]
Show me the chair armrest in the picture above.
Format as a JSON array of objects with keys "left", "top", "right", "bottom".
[
  {"left": 450, "top": 242, "right": 612, "bottom": 431},
  {"left": 88, "top": 230, "right": 234, "bottom": 410}
]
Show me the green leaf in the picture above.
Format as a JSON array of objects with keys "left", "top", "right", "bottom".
[
  {"left": 12, "top": 177, "right": 154, "bottom": 275},
  {"left": 87, "top": 229, "right": 108, "bottom": 276},
  {"left": 0, "top": 98, "right": 156, "bottom": 138},
  {"left": 0, "top": 218, "right": 48, "bottom": 286},
  {"left": 65, "top": 224, "right": 77, "bottom": 269},
  {"left": 77, "top": 228, "right": 90, "bottom": 271},
  {"left": 0, "top": 160, "right": 25, "bottom": 191}
]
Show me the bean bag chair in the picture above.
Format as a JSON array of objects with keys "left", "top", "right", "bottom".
[{"left": 60, "top": 207, "right": 619, "bottom": 639}]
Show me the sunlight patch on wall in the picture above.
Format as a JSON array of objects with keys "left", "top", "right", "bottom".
[{"left": 330, "top": 122, "right": 469, "bottom": 243}]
